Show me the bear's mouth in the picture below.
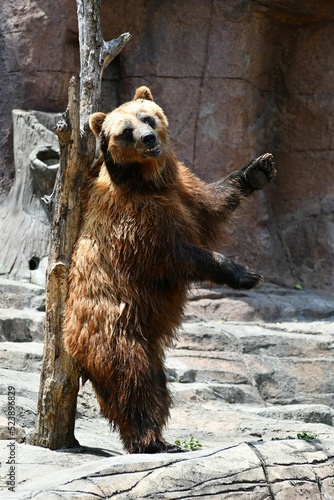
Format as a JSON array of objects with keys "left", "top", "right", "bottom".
[{"left": 145, "top": 145, "right": 162, "bottom": 157}]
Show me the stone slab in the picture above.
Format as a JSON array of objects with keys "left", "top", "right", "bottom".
[{"left": 1, "top": 438, "right": 334, "bottom": 499}]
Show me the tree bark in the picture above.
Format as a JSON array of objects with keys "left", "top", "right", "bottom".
[{"left": 31, "top": 0, "right": 131, "bottom": 449}]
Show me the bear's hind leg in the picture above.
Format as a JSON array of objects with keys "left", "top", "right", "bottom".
[
  {"left": 116, "top": 362, "right": 182, "bottom": 454},
  {"left": 93, "top": 341, "right": 182, "bottom": 454}
]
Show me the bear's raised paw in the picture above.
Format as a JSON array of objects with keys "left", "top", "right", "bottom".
[{"left": 243, "top": 152, "right": 276, "bottom": 191}]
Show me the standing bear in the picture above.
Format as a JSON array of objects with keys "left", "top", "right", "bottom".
[{"left": 64, "top": 86, "right": 276, "bottom": 454}]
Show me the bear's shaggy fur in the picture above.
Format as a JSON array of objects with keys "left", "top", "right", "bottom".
[{"left": 64, "top": 86, "right": 276, "bottom": 453}]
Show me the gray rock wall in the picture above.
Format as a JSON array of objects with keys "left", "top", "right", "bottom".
[{"left": 1, "top": 0, "right": 333, "bottom": 289}]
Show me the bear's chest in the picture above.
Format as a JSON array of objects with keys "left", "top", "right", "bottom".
[
  {"left": 107, "top": 200, "right": 183, "bottom": 249},
  {"left": 88, "top": 199, "right": 197, "bottom": 278}
]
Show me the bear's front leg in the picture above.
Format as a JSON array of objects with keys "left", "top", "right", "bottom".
[
  {"left": 207, "top": 153, "right": 275, "bottom": 223},
  {"left": 181, "top": 244, "right": 263, "bottom": 290}
]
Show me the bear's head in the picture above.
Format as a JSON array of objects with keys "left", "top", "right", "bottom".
[{"left": 89, "top": 87, "right": 171, "bottom": 186}]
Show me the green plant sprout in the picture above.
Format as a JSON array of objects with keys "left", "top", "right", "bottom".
[
  {"left": 272, "top": 431, "right": 317, "bottom": 441},
  {"left": 175, "top": 435, "right": 203, "bottom": 451},
  {"left": 297, "top": 431, "right": 317, "bottom": 441}
]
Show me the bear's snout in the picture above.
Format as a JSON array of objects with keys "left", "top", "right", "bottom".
[
  {"left": 141, "top": 132, "right": 157, "bottom": 148},
  {"left": 141, "top": 132, "right": 161, "bottom": 157}
]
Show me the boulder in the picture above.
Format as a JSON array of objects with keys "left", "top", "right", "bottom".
[{"left": 0, "top": 309, "right": 44, "bottom": 342}]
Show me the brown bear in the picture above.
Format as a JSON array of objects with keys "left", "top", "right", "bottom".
[{"left": 64, "top": 86, "right": 276, "bottom": 454}]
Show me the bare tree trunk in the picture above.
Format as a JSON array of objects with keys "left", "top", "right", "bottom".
[{"left": 31, "top": 0, "right": 131, "bottom": 450}]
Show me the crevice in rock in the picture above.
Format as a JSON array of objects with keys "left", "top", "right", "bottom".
[
  {"left": 247, "top": 442, "right": 275, "bottom": 500},
  {"left": 191, "top": 0, "right": 215, "bottom": 173}
]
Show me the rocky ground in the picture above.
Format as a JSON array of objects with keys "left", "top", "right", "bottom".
[{"left": 0, "top": 278, "right": 334, "bottom": 498}]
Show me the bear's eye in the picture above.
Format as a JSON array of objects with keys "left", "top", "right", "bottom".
[
  {"left": 142, "top": 116, "right": 156, "bottom": 129},
  {"left": 121, "top": 127, "right": 134, "bottom": 139}
]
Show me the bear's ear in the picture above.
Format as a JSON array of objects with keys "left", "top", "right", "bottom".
[
  {"left": 133, "top": 86, "right": 154, "bottom": 102},
  {"left": 89, "top": 112, "right": 107, "bottom": 137}
]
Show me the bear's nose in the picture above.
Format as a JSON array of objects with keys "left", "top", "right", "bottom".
[{"left": 141, "top": 132, "right": 157, "bottom": 147}]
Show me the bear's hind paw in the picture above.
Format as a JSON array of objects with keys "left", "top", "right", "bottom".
[
  {"left": 134, "top": 440, "right": 186, "bottom": 454},
  {"left": 165, "top": 442, "right": 186, "bottom": 453}
]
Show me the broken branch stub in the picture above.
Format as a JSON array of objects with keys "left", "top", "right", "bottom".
[
  {"left": 77, "top": 0, "right": 131, "bottom": 121},
  {"left": 102, "top": 33, "right": 132, "bottom": 72}
]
